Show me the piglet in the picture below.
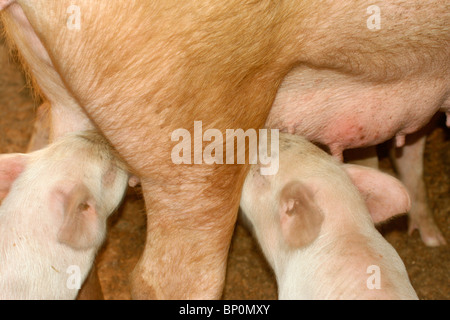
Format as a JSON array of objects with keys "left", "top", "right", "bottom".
[
  {"left": 240, "top": 133, "right": 418, "bottom": 299},
  {"left": 0, "top": 131, "right": 129, "bottom": 299}
]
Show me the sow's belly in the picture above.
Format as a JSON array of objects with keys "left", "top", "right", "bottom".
[{"left": 266, "top": 65, "right": 450, "bottom": 159}]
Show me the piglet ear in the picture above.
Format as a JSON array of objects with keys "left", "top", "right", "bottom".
[
  {"left": 343, "top": 164, "right": 411, "bottom": 224},
  {"left": 54, "top": 183, "right": 105, "bottom": 250},
  {"left": 0, "top": 153, "right": 28, "bottom": 201},
  {"left": 279, "top": 181, "right": 324, "bottom": 248}
]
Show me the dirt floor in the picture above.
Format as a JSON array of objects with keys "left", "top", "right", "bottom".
[{"left": 0, "top": 33, "right": 448, "bottom": 300}]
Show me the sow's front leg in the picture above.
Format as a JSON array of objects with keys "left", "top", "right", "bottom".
[{"left": 131, "top": 163, "right": 248, "bottom": 299}]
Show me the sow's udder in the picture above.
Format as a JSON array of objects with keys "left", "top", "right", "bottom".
[{"left": 266, "top": 66, "right": 448, "bottom": 158}]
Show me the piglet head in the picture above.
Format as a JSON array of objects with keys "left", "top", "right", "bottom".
[
  {"left": 52, "top": 183, "right": 103, "bottom": 251},
  {"left": 278, "top": 180, "right": 324, "bottom": 248},
  {"left": 49, "top": 133, "right": 129, "bottom": 251},
  {"left": 278, "top": 164, "right": 412, "bottom": 249},
  {"left": 241, "top": 133, "right": 417, "bottom": 299}
]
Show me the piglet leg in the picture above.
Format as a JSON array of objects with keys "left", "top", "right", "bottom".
[{"left": 392, "top": 132, "right": 446, "bottom": 247}]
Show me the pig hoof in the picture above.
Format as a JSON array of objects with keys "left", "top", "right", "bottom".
[
  {"left": 421, "top": 230, "right": 447, "bottom": 247},
  {"left": 408, "top": 218, "right": 447, "bottom": 247}
]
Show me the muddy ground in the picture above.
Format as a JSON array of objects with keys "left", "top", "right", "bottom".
[{"left": 0, "top": 34, "right": 448, "bottom": 300}]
